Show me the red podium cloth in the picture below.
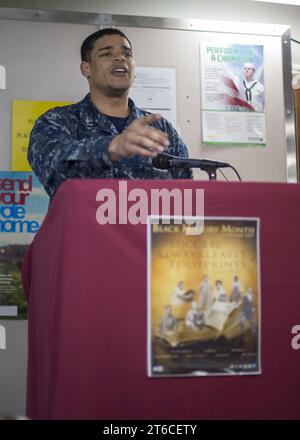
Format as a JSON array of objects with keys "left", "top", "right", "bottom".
[{"left": 22, "top": 179, "right": 300, "bottom": 419}]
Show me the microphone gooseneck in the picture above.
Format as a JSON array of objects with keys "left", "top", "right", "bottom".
[{"left": 152, "top": 153, "right": 241, "bottom": 181}]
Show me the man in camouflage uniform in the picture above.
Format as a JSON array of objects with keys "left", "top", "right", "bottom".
[{"left": 28, "top": 28, "right": 192, "bottom": 199}]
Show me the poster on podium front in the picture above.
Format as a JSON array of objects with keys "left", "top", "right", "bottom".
[{"left": 147, "top": 216, "right": 261, "bottom": 377}]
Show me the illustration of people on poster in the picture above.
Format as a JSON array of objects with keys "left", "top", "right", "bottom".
[
  {"left": 147, "top": 217, "right": 261, "bottom": 377},
  {"left": 200, "top": 42, "right": 266, "bottom": 146}
]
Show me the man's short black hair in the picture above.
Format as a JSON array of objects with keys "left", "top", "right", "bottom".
[{"left": 81, "top": 28, "right": 132, "bottom": 62}]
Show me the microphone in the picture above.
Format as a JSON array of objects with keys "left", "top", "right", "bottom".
[
  {"left": 152, "top": 153, "right": 230, "bottom": 170},
  {"left": 152, "top": 153, "right": 242, "bottom": 181}
]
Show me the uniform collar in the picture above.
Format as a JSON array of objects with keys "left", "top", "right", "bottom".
[
  {"left": 78, "top": 93, "right": 140, "bottom": 130},
  {"left": 243, "top": 79, "right": 257, "bottom": 87}
]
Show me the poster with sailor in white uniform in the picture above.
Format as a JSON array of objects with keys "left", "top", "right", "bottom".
[{"left": 200, "top": 42, "right": 266, "bottom": 147}]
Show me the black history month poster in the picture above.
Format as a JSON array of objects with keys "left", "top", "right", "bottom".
[{"left": 147, "top": 217, "right": 261, "bottom": 377}]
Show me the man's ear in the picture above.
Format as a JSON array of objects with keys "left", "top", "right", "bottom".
[{"left": 80, "top": 61, "right": 91, "bottom": 79}]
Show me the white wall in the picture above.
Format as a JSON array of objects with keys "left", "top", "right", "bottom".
[
  {"left": 0, "top": 0, "right": 300, "bottom": 63},
  {"left": 0, "top": 0, "right": 299, "bottom": 418}
]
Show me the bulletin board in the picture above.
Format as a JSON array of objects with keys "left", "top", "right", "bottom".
[{"left": 0, "top": 8, "right": 297, "bottom": 182}]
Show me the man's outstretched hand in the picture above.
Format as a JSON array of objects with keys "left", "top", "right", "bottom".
[{"left": 108, "top": 114, "right": 169, "bottom": 161}]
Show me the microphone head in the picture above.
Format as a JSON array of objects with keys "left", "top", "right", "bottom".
[{"left": 152, "top": 153, "right": 172, "bottom": 170}]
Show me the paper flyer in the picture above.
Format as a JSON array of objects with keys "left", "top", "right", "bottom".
[
  {"left": 11, "top": 100, "right": 72, "bottom": 171},
  {"left": 130, "top": 66, "right": 177, "bottom": 127}
]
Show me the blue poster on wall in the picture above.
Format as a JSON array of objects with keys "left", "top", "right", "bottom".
[{"left": 0, "top": 171, "right": 49, "bottom": 319}]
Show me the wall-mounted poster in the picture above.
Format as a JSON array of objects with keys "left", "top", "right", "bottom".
[
  {"left": 0, "top": 171, "right": 49, "bottom": 319},
  {"left": 147, "top": 217, "right": 261, "bottom": 377},
  {"left": 11, "top": 100, "right": 72, "bottom": 171},
  {"left": 129, "top": 67, "right": 177, "bottom": 128},
  {"left": 200, "top": 42, "right": 266, "bottom": 147}
]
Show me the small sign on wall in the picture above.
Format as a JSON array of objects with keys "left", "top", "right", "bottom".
[
  {"left": 0, "top": 65, "right": 6, "bottom": 89},
  {"left": 11, "top": 100, "right": 72, "bottom": 171}
]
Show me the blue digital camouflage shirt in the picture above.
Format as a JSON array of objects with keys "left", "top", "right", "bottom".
[{"left": 28, "top": 94, "right": 193, "bottom": 199}]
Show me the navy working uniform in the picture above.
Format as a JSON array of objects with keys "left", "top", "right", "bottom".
[{"left": 28, "top": 94, "right": 192, "bottom": 199}]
